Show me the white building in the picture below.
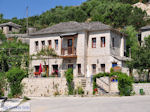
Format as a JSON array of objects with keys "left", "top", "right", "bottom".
[
  {"left": 29, "top": 21, "right": 129, "bottom": 78},
  {"left": 141, "top": 25, "right": 150, "bottom": 43}
]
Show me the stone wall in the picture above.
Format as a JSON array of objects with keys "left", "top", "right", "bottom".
[
  {"left": 22, "top": 77, "right": 93, "bottom": 97},
  {"left": 133, "top": 83, "right": 150, "bottom": 95},
  {"left": 22, "top": 78, "right": 68, "bottom": 97}
]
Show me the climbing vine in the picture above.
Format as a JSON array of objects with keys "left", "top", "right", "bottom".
[{"left": 65, "top": 68, "right": 74, "bottom": 95}]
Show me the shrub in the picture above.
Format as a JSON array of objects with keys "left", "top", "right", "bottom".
[
  {"left": 93, "top": 72, "right": 133, "bottom": 96},
  {"left": 117, "top": 72, "right": 133, "bottom": 96},
  {"left": 6, "top": 67, "right": 26, "bottom": 97},
  {"left": 93, "top": 72, "right": 112, "bottom": 94},
  {"left": 65, "top": 68, "right": 74, "bottom": 95},
  {"left": 75, "top": 86, "right": 84, "bottom": 95},
  {"left": 0, "top": 73, "right": 6, "bottom": 97}
]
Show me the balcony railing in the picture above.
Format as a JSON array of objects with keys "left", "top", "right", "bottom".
[{"left": 60, "top": 47, "right": 77, "bottom": 58}]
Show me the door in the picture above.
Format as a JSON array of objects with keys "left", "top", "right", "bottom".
[
  {"left": 68, "top": 64, "right": 73, "bottom": 69},
  {"left": 68, "top": 39, "right": 73, "bottom": 54},
  {"left": 43, "top": 65, "right": 49, "bottom": 77}
]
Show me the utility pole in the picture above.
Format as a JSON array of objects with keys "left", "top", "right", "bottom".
[{"left": 26, "top": 6, "right": 29, "bottom": 35}]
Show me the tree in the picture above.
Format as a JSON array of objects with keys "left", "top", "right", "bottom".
[
  {"left": 6, "top": 67, "right": 26, "bottom": 97},
  {"left": 91, "top": 1, "right": 146, "bottom": 29},
  {"left": 0, "top": 30, "right": 6, "bottom": 42},
  {"left": 121, "top": 26, "right": 139, "bottom": 58},
  {"left": 0, "top": 38, "right": 29, "bottom": 72},
  {"left": 128, "top": 36, "right": 150, "bottom": 81}
]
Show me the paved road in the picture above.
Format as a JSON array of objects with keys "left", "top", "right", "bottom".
[{"left": 29, "top": 96, "right": 150, "bottom": 112}]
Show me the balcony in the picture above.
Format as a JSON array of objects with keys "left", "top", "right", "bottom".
[{"left": 60, "top": 47, "right": 77, "bottom": 58}]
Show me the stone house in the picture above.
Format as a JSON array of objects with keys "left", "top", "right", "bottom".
[
  {"left": 141, "top": 25, "right": 150, "bottom": 43},
  {"left": 0, "top": 22, "right": 21, "bottom": 34},
  {"left": 29, "top": 21, "right": 129, "bottom": 78}
]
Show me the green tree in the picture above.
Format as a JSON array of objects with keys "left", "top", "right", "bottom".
[
  {"left": 0, "top": 38, "right": 29, "bottom": 72},
  {"left": 6, "top": 67, "right": 26, "bottom": 97},
  {"left": 0, "top": 72, "right": 6, "bottom": 97},
  {"left": 0, "top": 30, "right": 6, "bottom": 42},
  {"left": 128, "top": 36, "right": 150, "bottom": 81},
  {"left": 65, "top": 68, "right": 74, "bottom": 95},
  {"left": 121, "top": 26, "right": 139, "bottom": 57}
]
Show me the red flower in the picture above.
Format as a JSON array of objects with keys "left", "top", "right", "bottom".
[{"left": 94, "top": 88, "right": 98, "bottom": 92}]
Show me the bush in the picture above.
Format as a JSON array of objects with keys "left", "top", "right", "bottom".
[
  {"left": 75, "top": 86, "right": 84, "bottom": 95},
  {"left": 6, "top": 67, "right": 26, "bottom": 97},
  {"left": 65, "top": 68, "right": 74, "bottom": 95},
  {"left": 93, "top": 72, "right": 133, "bottom": 96},
  {"left": 0, "top": 73, "right": 6, "bottom": 97},
  {"left": 117, "top": 72, "right": 133, "bottom": 96},
  {"left": 93, "top": 72, "right": 111, "bottom": 94}
]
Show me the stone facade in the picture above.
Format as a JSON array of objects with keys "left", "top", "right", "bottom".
[
  {"left": 29, "top": 26, "right": 128, "bottom": 77},
  {"left": 0, "top": 22, "right": 21, "bottom": 34},
  {"left": 27, "top": 22, "right": 129, "bottom": 96},
  {"left": 133, "top": 83, "right": 150, "bottom": 95},
  {"left": 22, "top": 77, "right": 92, "bottom": 97}
]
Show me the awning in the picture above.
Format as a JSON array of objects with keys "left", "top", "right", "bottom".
[{"left": 60, "top": 33, "right": 78, "bottom": 38}]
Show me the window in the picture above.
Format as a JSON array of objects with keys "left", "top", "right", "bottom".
[
  {"left": 101, "top": 64, "right": 105, "bottom": 72},
  {"left": 35, "top": 66, "right": 39, "bottom": 72},
  {"left": 41, "top": 41, "right": 45, "bottom": 49},
  {"left": 92, "top": 64, "right": 96, "bottom": 74},
  {"left": 77, "top": 64, "right": 81, "bottom": 75},
  {"left": 48, "top": 40, "right": 52, "bottom": 49},
  {"left": 9, "top": 26, "right": 12, "bottom": 31},
  {"left": 52, "top": 65, "right": 58, "bottom": 76},
  {"left": 112, "top": 62, "right": 117, "bottom": 68},
  {"left": 92, "top": 38, "right": 96, "bottom": 48},
  {"left": 55, "top": 40, "right": 58, "bottom": 50},
  {"left": 68, "top": 64, "right": 73, "bottom": 69},
  {"left": 101, "top": 37, "right": 105, "bottom": 47},
  {"left": 68, "top": 39, "right": 72, "bottom": 47},
  {"left": 35, "top": 41, "right": 39, "bottom": 51},
  {"left": 112, "top": 38, "right": 115, "bottom": 48}
]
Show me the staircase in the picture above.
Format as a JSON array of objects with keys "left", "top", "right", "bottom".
[
  {"left": 96, "top": 77, "right": 110, "bottom": 95},
  {"left": 81, "top": 79, "right": 86, "bottom": 88}
]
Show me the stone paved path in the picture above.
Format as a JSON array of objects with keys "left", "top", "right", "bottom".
[{"left": 28, "top": 96, "right": 150, "bottom": 112}]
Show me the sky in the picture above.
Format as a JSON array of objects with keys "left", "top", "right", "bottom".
[{"left": 0, "top": 0, "right": 87, "bottom": 19}]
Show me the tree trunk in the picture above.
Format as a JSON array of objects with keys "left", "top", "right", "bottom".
[
  {"left": 129, "top": 68, "right": 133, "bottom": 77},
  {"left": 147, "top": 69, "right": 150, "bottom": 82}
]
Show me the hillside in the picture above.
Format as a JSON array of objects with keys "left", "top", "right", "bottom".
[{"left": 0, "top": 0, "right": 149, "bottom": 33}]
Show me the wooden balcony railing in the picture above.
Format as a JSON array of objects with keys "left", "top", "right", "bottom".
[{"left": 60, "top": 47, "right": 77, "bottom": 58}]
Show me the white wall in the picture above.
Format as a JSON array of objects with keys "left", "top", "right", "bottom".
[{"left": 141, "top": 30, "right": 150, "bottom": 42}]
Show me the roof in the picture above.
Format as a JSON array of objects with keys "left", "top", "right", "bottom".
[
  {"left": 141, "top": 25, "right": 150, "bottom": 31},
  {"left": 30, "top": 21, "right": 113, "bottom": 35},
  {"left": 0, "top": 22, "right": 21, "bottom": 28}
]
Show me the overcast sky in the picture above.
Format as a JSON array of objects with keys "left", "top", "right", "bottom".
[{"left": 0, "top": 0, "right": 86, "bottom": 19}]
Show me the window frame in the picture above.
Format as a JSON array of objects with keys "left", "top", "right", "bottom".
[
  {"left": 55, "top": 39, "right": 58, "bottom": 50},
  {"left": 35, "top": 41, "right": 39, "bottom": 51},
  {"left": 92, "top": 38, "right": 96, "bottom": 48},
  {"left": 101, "top": 37, "right": 106, "bottom": 47},
  {"left": 41, "top": 41, "right": 45, "bottom": 49},
  {"left": 112, "top": 37, "right": 115, "bottom": 48},
  {"left": 48, "top": 40, "right": 52, "bottom": 49},
  {"left": 92, "top": 64, "right": 96, "bottom": 74},
  {"left": 101, "top": 64, "right": 105, "bottom": 73}
]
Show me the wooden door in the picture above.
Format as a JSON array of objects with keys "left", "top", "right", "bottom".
[{"left": 68, "top": 39, "right": 73, "bottom": 54}]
